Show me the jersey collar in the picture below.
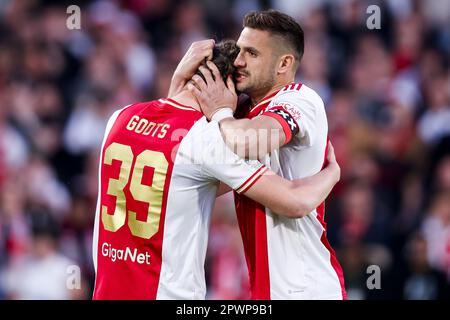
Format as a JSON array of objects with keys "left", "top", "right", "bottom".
[
  {"left": 248, "top": 82, "right": 296, "bottom": 115},
  {"left": 159, "top": 98, "right": 199, "bottom": 112}
]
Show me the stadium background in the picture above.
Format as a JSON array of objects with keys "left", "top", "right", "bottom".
[{"left": 0, "top": 0, "right": 449, "bottom": 299}]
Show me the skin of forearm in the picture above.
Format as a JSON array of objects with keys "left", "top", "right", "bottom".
[
  {"left": 242, "top": 164, "right": 338, "bottom": 219},
  {"left": 168, "top": 74, "right": 186, "bottom": 98},
  {"left": 290, "top": 165, "right": 339, "bottom": 213}
]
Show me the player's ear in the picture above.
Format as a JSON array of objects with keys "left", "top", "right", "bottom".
[{"left": 277, "top": 54, "right": 295, "bottom": 75}]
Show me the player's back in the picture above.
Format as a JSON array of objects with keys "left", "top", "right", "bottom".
[
  {"left": 92, "top": 99, "right": 209, "bottom": 299},
  {"left": 92, "top": 98, "right": 264, "bottom": 299}
]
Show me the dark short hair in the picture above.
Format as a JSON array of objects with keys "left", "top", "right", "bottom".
[
  {"left": 197, "top": 40, "right": 239, "bottom": 82},
  {"left": 243, "top": 10, "right": 304, "bottom": 63}
]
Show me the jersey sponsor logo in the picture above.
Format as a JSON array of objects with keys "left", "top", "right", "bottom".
[
  {"left": 101, "top": 242, "right": 151, "bottom": 265},
  {"left": 265, "top": 102, "right": 302, "bottom": 123}
]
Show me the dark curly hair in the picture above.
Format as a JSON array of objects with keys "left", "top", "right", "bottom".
[{"left": 196, "top": 40, "right": 239, "bottom": 83}]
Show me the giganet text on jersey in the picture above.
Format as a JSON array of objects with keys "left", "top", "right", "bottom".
[{"left": 101, "top": 242, "right": 151, "bottom": 265}]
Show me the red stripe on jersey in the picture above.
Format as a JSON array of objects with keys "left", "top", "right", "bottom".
[
  {"left": 235, "top": 194, "right": 271, "bottom": 299},
  {"left": 235, "top": 96, "right": 275, "bottom": 299},
  {"left": 163, "top": 98, "right": 198, "bottom": 111},
  {"left": 234, "top": 83, "right": 303, "bottom": 300},
  {"left": 320, "top": 233, "right": 347, "bottom": 300},
  {"left": 249, "top": 82, "right": 302, "bottom": 116},
  {"left": 281, "top": 82, "right": 302, "bottom": 92},
  {"left": 316, "top": 138, "right": 347, "bottom": 299},
  {"left": 237, "top": 166, "right": 268, "bottom": 194},
  {"left": 93, "top": 100, "right": 202, "bottom": 300}
]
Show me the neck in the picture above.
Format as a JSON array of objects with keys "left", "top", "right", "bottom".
[{"left": 170, "top": 88, "right": 201, "bottom": 111}]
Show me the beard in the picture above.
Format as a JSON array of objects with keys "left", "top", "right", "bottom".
[
  {"left": 238, "top": 73, "right": 276, "bottom": 102},
  {"left": 234, "top": 72, "right": 276, "bottom": 119}
]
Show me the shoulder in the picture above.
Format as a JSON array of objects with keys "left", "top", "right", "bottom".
[
  {"left": 108, "top": 99, "right": 177, "bottom": 126},
  {"left": 103, "top": 101, "right": 153, "bottom": 136},
  {"left": 176, "top": 117, "right": 211, "bottom": 152},
  {"left": 274, "top": 83, "right": 324, "bottom": 107},
  {"left": 116, "top": 100, "right": 157, "bottom": 116},
  {"left": 108, "top": 101, "right": 147, "bottom": 121},
  {"left": 189, "top": 118, "right": 221, "bottom": 143}
]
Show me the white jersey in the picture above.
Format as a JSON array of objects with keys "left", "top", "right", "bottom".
[
  {"left": 235, "top": 83, "right": 346, "bottom": 300},
  {"left": 92, "top": 99, "right": 266, "bottom": 299}
]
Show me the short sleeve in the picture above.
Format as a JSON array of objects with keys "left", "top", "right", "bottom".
[
  {"left": 199, "top": 121, "right": 268, "bottom": 193},
  {"left": 260, "top": 86, "right": 320, "bottom": 146}
]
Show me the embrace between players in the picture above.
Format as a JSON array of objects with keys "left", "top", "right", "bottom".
[{"left": 92, "top": 10, "right": 347, "bottom": 300}]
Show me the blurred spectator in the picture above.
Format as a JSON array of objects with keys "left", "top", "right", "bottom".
[
  {"left": 25, "top": 155, "right": 71, "bottom": 216},
  {"left": 0, "top": 93, "right": 30, "bottom": 173},
  {"left": 394, "top": 232, "right": 450, "bottom": 299},
  {"left": 0, "top": 179, "right": 31, "bottom": 267},
  {"left": 338, "top": 242, "right": 392, "bottom": 300},
  {"left": 337, "top": 180, "right": 392, "bottom": 246},
  {"left": 434, "top": 156, "right": 450, "bottom": 190},
  {"left": 0, "top": 211, "right": 78, "bottom": 299},
  {"left": 418, "top": 74, "right": 450, "bottom": 145},
  {"left": 421, "top": 191, "right": 450, "bottom": 278},
  {"left": 63, "top": 91, "right": 111, "bottom": 155}
]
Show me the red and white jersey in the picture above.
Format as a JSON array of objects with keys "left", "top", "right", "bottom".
[
  {"left": 235, "top": 83, "right": 347, "bottom": 300},
  {"left": 92, "top": 99, "right": 266, "bottom": 300}
]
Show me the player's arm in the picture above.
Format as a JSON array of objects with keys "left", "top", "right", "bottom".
[
  {"left": 201, "top": 121, "right": 339, "bottom": 218},
  {"left": 219, "top": 116, "right": 285, "bottom": 160},
  {"left": 168, "top": 40, "right": 215, "bottom": 97},
  {"left": 190, "top": 62, "right": 288, "bottom": 159},
  {"left": 242, "top": 143, "right": 339, "bottom": 218}
]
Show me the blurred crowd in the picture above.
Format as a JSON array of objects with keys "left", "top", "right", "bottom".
[{"left": 0, "top": 0, "right": 449, "bottom": 300}]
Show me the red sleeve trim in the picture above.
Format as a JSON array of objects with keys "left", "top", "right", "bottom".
[
  {"left": 236, "top": 166, "right": 268, "bottom": 194},
  {"left": 262, "top": 111, "right": 293, "bottom": 144},
  {"left": 261, "top": 106, "right": 300, "bottom": 144}
]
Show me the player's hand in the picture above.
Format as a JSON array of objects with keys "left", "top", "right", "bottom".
[
  {"left": 188, "top": 61, "right": 238, "bottom": 121},
  {"left": 168, "top": 40, "right": 215, "bottom": 97},
  {"left": 326, "top": 141, "right": 341, "bottom": 183}
]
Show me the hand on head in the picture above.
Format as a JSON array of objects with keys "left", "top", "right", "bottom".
[
  {"left": 169, "top": 39, "right": 215, "bottom": 97},
  {"left": 188, "top": 61, "right": 238, "bottom": 121}
]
